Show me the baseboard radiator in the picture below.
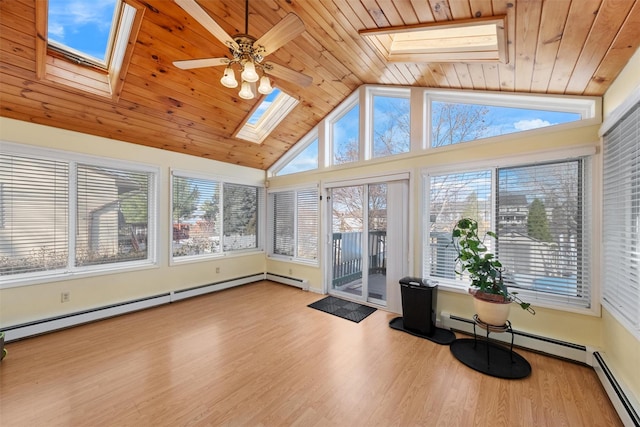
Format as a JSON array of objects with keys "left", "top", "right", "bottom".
[
  {"left": 2, "top": 273, "right": 265, "bottom": 342},
  {"left": 265, "top": 273, "right": 309, "bottom": 290},
  {"left": 592, "top": 352, "right": 640, "bottom": 427},
  {"left": 440, "top": 312, "right": 640, "bottom": 427}
]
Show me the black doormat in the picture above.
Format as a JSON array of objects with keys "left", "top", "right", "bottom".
[
  {"left": 308, "top": 296, "right": 377, "bottom": 323},
  {"left": 388, "top": 317, "right": 456, "bottom": 345},
  {"left": 450, "top": 338, "right": 531, "bottom": 379}
]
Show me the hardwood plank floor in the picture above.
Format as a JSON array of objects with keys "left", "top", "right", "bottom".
[{"left": 0, "top": 281, "right": 621, "bottom": 426}]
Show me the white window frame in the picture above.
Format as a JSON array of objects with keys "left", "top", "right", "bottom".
[
  {"left": 420, "top": 145, "right": 598, "bottom": 315},
  {"left": 170, "top": 169, "right": 265, "bottom": 266},
  {"left": 0, "top": 141, "right": 159, "bottom": 289},
  {"left": 267, "top": 183, "right": 320, "bottom": 265}
]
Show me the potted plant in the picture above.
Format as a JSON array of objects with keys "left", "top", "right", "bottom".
[{"left": 452, "top": 218, "right": 535, "bottom": 326}]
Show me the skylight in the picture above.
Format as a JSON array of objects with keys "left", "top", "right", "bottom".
[
  {"left": 47, "top": 0, "right": 121, "bottom": 68},
  {"left": 235, "top": 88, "right": 299, "bottom": 144},
  {"left": 38, "top": 0, "right": 142, "bottom": 99},
  {"left": 360, "top": 16, "right": 508, "bottom": 64}
]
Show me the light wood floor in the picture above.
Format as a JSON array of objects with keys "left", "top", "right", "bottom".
[{"left": 0, "top": 281, "right": 621, "bottom": 426}]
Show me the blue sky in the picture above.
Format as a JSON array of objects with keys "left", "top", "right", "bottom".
[{"left": 47, "top": 0, "right": 118, "bottom": 61}]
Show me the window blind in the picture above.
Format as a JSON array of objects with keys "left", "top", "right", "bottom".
[
  {"left": 272, "top": 191, "right": 295, "bottom": 256},
  {"left": 268, "top": 188, "right": 318, "bottom": 261},
  {"left": 76, "top": 164, "right": 150, "bottom": 266},
  {"left": 497, "top": 160, "right": 591, "bottom": 308},
  {"left": 296, "top": 189, "right": 318, "bottom": 260},
  {"left": 602, "top": 101, "right": 640, "bottom": 332},
  {"left": 0, "top": 153, "right": 69, "bottom": 276},
  {"left": 426, "top": 170, "right": 492, "bottom": 281}
]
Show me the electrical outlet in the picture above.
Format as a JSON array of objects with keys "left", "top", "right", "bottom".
[
  {"left": 216, "top": 267, "right": 220, "bottom": 274},
  {"left": 289, "top": 268, "right": 293, "bottom": 275},
  {"left": 61, "top": 291, "right": 70, "bottom": 303}
]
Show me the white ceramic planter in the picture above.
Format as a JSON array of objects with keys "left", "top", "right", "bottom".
[{"left": 473, "top": 296, "right": 512, "bottom": 326}]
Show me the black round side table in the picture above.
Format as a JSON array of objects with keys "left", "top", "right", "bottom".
[{"left": 449, "top": 315, "right": 531, "bottom": 379}]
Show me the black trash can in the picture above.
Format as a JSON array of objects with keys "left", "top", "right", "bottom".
[{"left": 400, "top": 277, "right": 438, "bottom": 336}]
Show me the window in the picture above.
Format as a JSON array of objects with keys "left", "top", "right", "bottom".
[
  {"left": 277, "top": 138, "right": 318, "bottom": 176},
  {"left": 235, "top": 88, "right": 299, "bottom": 144},
  {"left": 223, "top": 183, "right": 262, "bottom": 252},
  {"left": 38, "top": 0, "right": 142, "bottom": 98},
  {"left": 171, "top": 173, "right": 264, "bottom": 260},
  {"left": 268, "top": 187, "right": 319, "bottom": 262},
  {"left": 360, "top": 16, "right": 508, "bottom": 64},
  {"left": 0, "top": 146, "right": 157, "bottom": 284},
  {"left": 372, "top": 92, "right": 410, "bottom": 158},
  {"left": 332, "top": 102, "right": 360, "bottom": 165},
  {"left": 602, "top": 101, "right": 640, "bottom": 335},
  {"left": 424, "top": 158, "right": 591, "bottom": 310},
  {"left": 171, "top": 175, "right": 221, "bottom": 258},
  {"left": 427, "top": 91, "right": 596, "bottom": 148},
  {"left": 47, "top": 0, "right": 120, "bottom": 67}
]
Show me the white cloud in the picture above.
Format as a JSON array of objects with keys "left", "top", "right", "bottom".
[{"left": 513, "top": 118, "right": 552, "bottom": 131}]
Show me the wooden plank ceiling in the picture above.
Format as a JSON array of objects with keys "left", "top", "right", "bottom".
[{"left": 1, "top": 0, "right": 639, "bottom": 170}]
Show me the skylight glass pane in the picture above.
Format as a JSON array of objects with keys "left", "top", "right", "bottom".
[
  {"left": 277, "top": 139, "right": 318, "bottom": 176},
  {"left": 47, "top": 0, "right": 119, "bottom": 63},
  {"left": 431, "top": 101, "right": 582, "bottom": 148},
  {"left": 373, "top": 95, "right": 410, "bottom": 158},
  {"left": 333, "top": 104, "right": 360, "bottom": 165},
  {"left": 247, "top": 89, "right": 282, "bottom": 125}
]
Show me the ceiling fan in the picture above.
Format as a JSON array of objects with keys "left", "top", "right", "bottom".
[{"left": 173, "top": 0, "right": 313, "bottom": 99}]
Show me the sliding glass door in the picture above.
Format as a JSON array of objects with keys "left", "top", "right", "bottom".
[{"left": 327, "top": 179, "right": 407, "bottom": 308}]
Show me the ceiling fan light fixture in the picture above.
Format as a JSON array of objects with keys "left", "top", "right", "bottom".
[
  {"left": 258, "top": 75, "right": 273, "bottom": 95},
  {"left": 238, "top": 81, "right": 255, "bottom": 99},
  {"left": 220, "top": 67, "right": 238, "bottom": 88},
  {"left": 241, "top": 60, "right": 260, "bottom": 83}
]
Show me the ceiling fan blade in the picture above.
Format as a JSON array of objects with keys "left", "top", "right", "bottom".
[
  {"left": 265, "top": 62, "right": 313, "bottom": 87},
  {"left": 173, "top": 57, "right": 229, "bottom": 70},
  {"left": 254, "top": 13, "right": 305, "bottom": 56},
  {"left": 175, "top": 0, "right": 239, "bottom": 50}
]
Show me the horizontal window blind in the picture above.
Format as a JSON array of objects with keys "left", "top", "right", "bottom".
[
  {"left": 497, "top": 160, "right": 590, "bottom": 309},
  {"left": 268, "top": 188, "right": 319, "bottom": 262},
  {"left": 76, "top": 164, "right": 150, "bottom": 266},
  {"left": 602, "top": 101, "right": 640, "bottom": 332},
  {"left": 0, "top": 153, "right": 69, "bottom": 276},
  {"left": 296, "top": 189, "right": 318, "bottom": 260},
  {"left": 271, "top": 191, "right": 295, "bottom": 257},
  {"left": 426, "top": 170, "right": 492, "bottom": 282}
]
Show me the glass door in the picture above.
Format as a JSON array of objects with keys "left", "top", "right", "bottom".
[
  {"left": 328, "top": 183, "right": 394, "bottom": 305},
  {"left": 330, "top": 185, "right": 365, "bottom": 299}
]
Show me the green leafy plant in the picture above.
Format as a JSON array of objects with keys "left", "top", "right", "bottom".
[{"left": 452, "top": 218, "right": 535, "bottom": 314}]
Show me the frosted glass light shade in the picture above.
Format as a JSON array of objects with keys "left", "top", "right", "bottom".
[
  {"left": 241, "top": 61, "right": 259, "bottom": 82},
  {"left": 258, "top": 76, "right": 273, "bottom": 95},
  {"left": 238, "top": 81, "right": 255, "bottom": 99},
  {"left": 220, "top": 67, "right": 238, "bottom": 88}
]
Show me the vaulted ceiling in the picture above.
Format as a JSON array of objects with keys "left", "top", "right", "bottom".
[{"left": 1, "top": 0, "right": 639, "bottom": 170}]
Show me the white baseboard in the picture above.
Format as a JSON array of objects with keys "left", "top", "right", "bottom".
[
  {"left": 592, "top": 352, "right": 640, "bottom": 427},
  {"left": 265, "top": 273, "right": 309, "bottom": 290},
  {"left": 171, "top": 273, "right": 266, "bottom": 301},
  {"left": 2, "top": 274, "right": 265, "bottom": 342},
  {"left": 441, "top": 311, "right": 640, "bottom": 426}
]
